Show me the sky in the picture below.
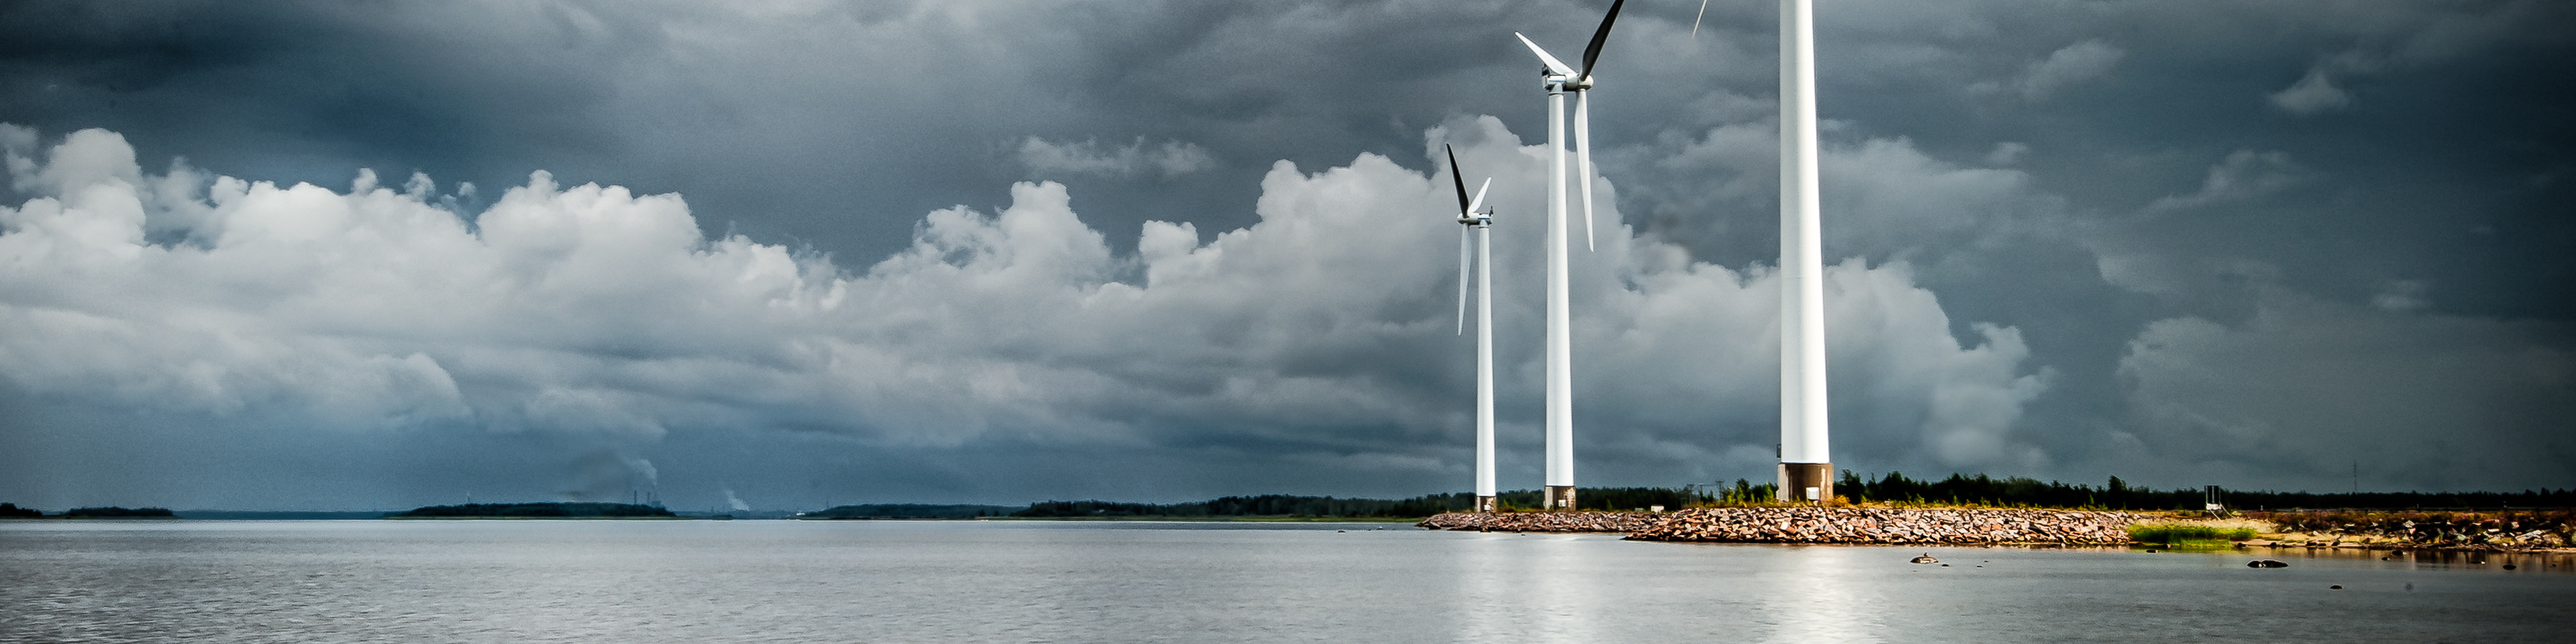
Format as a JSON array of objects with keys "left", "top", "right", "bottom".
[{"left": 1, "top": 0, "right": 2569, "bottom": 511}]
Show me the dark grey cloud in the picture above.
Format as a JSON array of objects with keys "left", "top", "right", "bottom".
[{"left": 1, "top": 0, "right": 2568, "bottom": 510}]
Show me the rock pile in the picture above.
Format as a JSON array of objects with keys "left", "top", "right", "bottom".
[
  {"left": 1418, "top": 508, "right": 2145, "bottom": 544},
  {"left": 1416, "top": 511, "right": 1661, "bottom": 533},
  {"left": 2253, "top": 511, "right": 2574, "bottom": 550},
  {"left": 1627, "top": 508, "right": 2144, "bottom": 544}
]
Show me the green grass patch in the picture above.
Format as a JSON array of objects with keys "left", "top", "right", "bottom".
[{"left": 2129, "top": 523, "right": 2254, "bottom": 548}]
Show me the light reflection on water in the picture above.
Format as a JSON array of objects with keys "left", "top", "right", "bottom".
[
  {"left": 1758, "top": 545, "right": 1887, "bottom": 643},
  {"left": 1, "top": 520, "right": 2568, "bottom": 643}
]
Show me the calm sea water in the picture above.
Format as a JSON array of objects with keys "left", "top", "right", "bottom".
[{"left": 3, "top": 520, "right": 2568, "bottom": 643}]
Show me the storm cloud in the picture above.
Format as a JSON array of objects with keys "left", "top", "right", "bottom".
[
  {"left": 1, "top": 0, "right": 2568, "bottom": 509},
  {"left": 1, "top": 119, "right": 2050, "bottom": 508}
]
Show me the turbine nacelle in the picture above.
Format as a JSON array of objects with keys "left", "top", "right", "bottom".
[
  {"left": 1445, "top": 144, "right": 1493, "bottom": 336},
  {"left": 1514, "top": 0, "right": 1622, "bottom": 254}
]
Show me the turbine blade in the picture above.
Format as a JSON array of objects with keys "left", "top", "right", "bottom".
[
  {"left": 1466, "top": 178, "right": 1492, "bottom": 217},
  {"left": 1692, "top": 0, "right": 1708, "bottom": 38},
  {"left": 1457, "top": 225, "right": 1472, "bottom": 335},
  {"left": 1445, "top": 145, "right": 1471, "bottom": 217},
  {"left": 1514, "top": 32, "right": 1576, "bottom": 77},
  {"left": 1579, "top": 0, "right": 1626, "bottom": 80},
  {"left": 1575, "top": 91, "right": 1596, "bottom": 251}
]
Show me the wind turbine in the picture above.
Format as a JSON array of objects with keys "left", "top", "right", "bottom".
[
  {"left": 1513, "top": 0, "right": 1624, "bottom": 511},
  {"left": 1777, "top": 0, "right": 1833, "bottom": 503},
  {"left": 1445, "top": 145, "right": 1497, "bottom": 513}
]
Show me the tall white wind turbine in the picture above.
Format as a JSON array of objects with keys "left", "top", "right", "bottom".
[
  {"left": 1445, "top": 145, "right": 1498, "bottom": 513},
  {"left": 1513, "top": 0, "right": 1624, "bottom": 511},
  {"left": 1777, "top": 0, "right": 1833, "bottom": 503}
]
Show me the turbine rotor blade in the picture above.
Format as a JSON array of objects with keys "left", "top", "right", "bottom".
[
  {"left": 1579, "top": 0, "right": 1626, "bottom": 80},
  {"left": 1457, "top": 225, "right": 1472, "bottom": 335},
  {"left": 1514, "top": 32, "right": 1576, "bottom": 77},
  {"left": 1575, "top": 91, "right": 1596, "bottom": 251},
  {"left": 1467, "top": 178, "right": 1492, "bottom": 217},
  {"left": 1445, "top": 145, "right": 1471, "bottom": 216}
]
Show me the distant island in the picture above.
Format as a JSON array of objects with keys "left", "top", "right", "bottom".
[
  {"left": 902, "top": 474, "right": 2576, "bottom": 521},
  {"left": 11, "top": 471, "right": 2570, "bottom": 523},
  {"left": 390, "top": 502, "right": 677, "bottom": 518},
  {"left": 801, "top": 503, "right": 1022, "bottom": 519},
  {"left": 0, "top": 504, "right": 179, "bottom": 518}
]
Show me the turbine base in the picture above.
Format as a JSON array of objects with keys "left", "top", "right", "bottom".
[
  {"left": 1543, "top": 485, "right": 1577, "bottom": 511},
  {"left": 1777, "top": 462, "right": 1834, "bottom": 504},
  {"left": 1475, "top": 495, "right": 1498, "bottom": 513}
]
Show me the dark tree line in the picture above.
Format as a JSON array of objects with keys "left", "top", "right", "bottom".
[
  {"left": 392, "top": 502, "right": 675, "bottom": 518},
  {"left": 1008, "top": 475, "right": 2576, "bottom": 519},
  {"left": 1834, "top": 471, "right": 2576, "bottom": 511},
  {"left": 804, "top": 504, "right": 1021, "bottom": 519},
  {"left": 62, "top": 506, "right": 177, "bottom": 518},
  {"left": 1010, "top": 488, "right": 1710, "bottom": 518},
  {"left": 0, "top": 504, "right": 181, "bottom": 518},
  {"left": 1013, "top": 495, "right": 1452, "bottom": 518},
  {"left": 0, "top": 505, "right": 184, "bottom": 518}
]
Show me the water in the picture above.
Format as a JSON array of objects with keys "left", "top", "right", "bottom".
[{"left": 3, "top": 520, "right": 2568, "bottom": 643}]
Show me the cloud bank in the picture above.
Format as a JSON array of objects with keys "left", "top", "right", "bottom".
[
  {"left": 3, "top": 0, "right": 2570, "bottom": 508},
  {"left": 1, "top": 120, "right": 2062, "bottom": 507}
]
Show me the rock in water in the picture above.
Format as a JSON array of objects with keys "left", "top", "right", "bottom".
[
  {"left": 1910, "top": 553, "right": 1940, "bottom": 564},
  {"left": 2248, "top": 559, "right": 2289, "bottom": 568}
]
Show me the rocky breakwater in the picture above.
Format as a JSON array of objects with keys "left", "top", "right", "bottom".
[
  {"left": 2251, "top": 510, "right": 2575, "bottom": 551},
  {"left": 1624, "top": 507, "right": 2145, "bottom": 545},
  {"left": 1417, "top": 511, "right": 1661, "bottom": 533}
]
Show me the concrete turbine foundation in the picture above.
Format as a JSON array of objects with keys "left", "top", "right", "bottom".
[
  {"left": 1475, "top": 495, "right": 1498, "bottom": 513},
  {"left": 1544, "top": 485, "right": 1577, "bottom": 511},
  {"left": 1777, "top": 462, "right": 1833, "bottom": 504}
]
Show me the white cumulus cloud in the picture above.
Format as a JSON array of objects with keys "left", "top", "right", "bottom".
[{"left": 1, "top": 119, "right": 2052, "bottom": 505}]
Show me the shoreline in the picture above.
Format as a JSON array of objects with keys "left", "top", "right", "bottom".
[
  {"left": 1420, "top": 508, "right": 2576, "bottom": 552},
  {"left": 1422, "top": 508, "right": 2140, "bottom": 545}
]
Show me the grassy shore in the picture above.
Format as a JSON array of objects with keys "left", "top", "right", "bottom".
[
  {"left": 976, "top": 515, "right": 1421, "bottom": 522},
  {"left": 2128, "top": 522, "right": 2258, "bottom": 549}
]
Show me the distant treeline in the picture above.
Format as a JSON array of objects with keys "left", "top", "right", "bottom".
[
  {"left": 804, "top": 504, "right": 1022, "bottom": 519},
  {"left": 66, "top": 506, "right": 178, "bottom": 518},
  {"left": 392, "top": 502, "right": 676, "bottom": 518},
  {"left": 1011, "top": 488, "right": 1705, "bottom": 518},
  {"left": 1008, "top": 474, "right": 2576, "bottom": 520},
  {"left": 0, "top": 504, "right": 178, "bottom": 518},
  {"left": 1014, "top": 495, "right": 1454, "bottom": 518},
  {"left": 175, "top": 511, "right": 392, "bottom": 520},
  {"left": 1818, "top": 472, "right": 2576, "bottom": 511}
]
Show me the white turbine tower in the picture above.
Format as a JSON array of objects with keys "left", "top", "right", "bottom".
[
  {"left": 1445, "top": 145, "right": 1498, "bottom": 513},
  {"left": 1514, "top": 0, "right": 1624, "bottom": 511},
  {"left": 1777, "top": 0, "right": 1833, "bottom": 503}
]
